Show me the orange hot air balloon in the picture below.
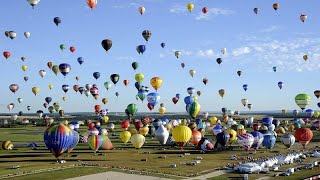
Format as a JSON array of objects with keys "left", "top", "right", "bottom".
[
  {"left": 150, "top": 77, "right": 163, "bottom": 91},
  {"left": 47, "top": 62, "right": 53, "bottom": 69},
  {"left": 102, "top": 98, "right": 108, "bottom": 104},
  {"left": 3, "top": 51, "right": 10, "bottom": 59},
  {"left": 273, "top": 3, "right": 279, "bottom": 11},
  {"left": 294, "top": 128, "right": 313, "bottom": 148},
  {"left": 87, "top": 0, "right": 97, "bottom": 9},
  {"left": 69, "top": 46, "right": 75, "bottom": 53},
  {"left": 123, "top": 80, "right": 129, "bottom": 86},
  {"left": 237, "top": 129, "right": 247, "bottom": 136},
  {"left": 191, "top": 130, "right": 202, "bottom": 145},
  {"left": 94, "top": 105, "right": 101, "bottom": 112}
]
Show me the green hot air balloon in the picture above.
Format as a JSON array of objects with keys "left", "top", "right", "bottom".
[
  {"left": 52, "top": 65, "right": 59, "bottom": 75},
  {"left": 60, "top": 44, "right": 66, "bottom": 51},
  {"left": 104, "top": 82, "right": 112, "bottom": 90},
  {"left": 132, "top": 62, "right": 138, "bottom": 71},
  {"left": 127, "top": 103, "right": 138, "bottom": 116},
  {"left": 295, "top": 94, "right": 311, "bottom": 111},
  {"left": 53, "top": 102, "right": 60, "bottom": 112},
  {"left": 187, "top": 102, "right": 201, "bottom": 119}
]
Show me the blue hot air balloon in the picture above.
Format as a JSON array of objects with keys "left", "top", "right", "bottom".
[
  {"left": 53, "top": 17, "right": 61, "bottom": 26},
  {"left": 184, "top": 96, "right": 194, "bottom": 105},
  {"left": 278, "top": 81, "right": 284, "bottom": 90},
  {"left": 305, "top": 109, "right": 314, "bottom": 117},
  {"left": 147, "top": 92, "right": 160, "bottom": 107},
  {"left": 261, "top": 117, "right": 272, "bottom": 126},
  {"left": 44, "top": 124, "right": 74, "bottom": 159},
  {"left": 70, "top": 121, "right": 80, "bottom": 131},
  {"left": 152, "top": 119, "right": 162, "bottom": 130},
  {"left": 243, "top": 84, "right": 248, "bottom": 92},
  {"left": 137, "top": 45, "right": 146, "bottom": 54},
  {"left": 59, "top": 63, "right": 71, "bottom": 77},
  {"left": 250, "top": 131, "right": 264, "bottom": 150},
  {"left": 67, "top": 131, "right": 79, "bottom": 153},
  {"left": 215, "top": 132, "right": 230, "bottom": 147},
  {"left": 161, "top": 117, "right": 169, "bottom": 125},
  {"left": 62, "top": 84, "right": 70, "bottom": 93},
  {"left": 24, "top": 76, "right": 28, "bottom": 82},
  {"left": 45, "top": 97, "right": 52, "bottom": 104},
  {"left": 161, "top": 43, "right": 165, "bottom": 48},
  {"left": 273, "top": 66, "right": 277, "bottom": 72},
  {"left": 175, "top": 93, "right": 180, "bottom": 99},
  {"left": 93, "top": 72, "right": 101, "bottom": 80},
  {"left": 135, "top": 82, "right": 142, "bottom": 91},
  {"left": 272, "top": 119, "right": 280, "bottom": 128},
  {"left": 77, "top": 57, "right": 84, "bottom": 65},
  {"left": 262, "top": 133, "right": 276, "bottom": 149}
]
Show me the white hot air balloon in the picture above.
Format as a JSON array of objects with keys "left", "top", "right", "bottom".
[
  {"left": 241, "top": 99, "right": 248, "bottom": 107},
  {"left": 189, "top": 70, "right": 196, "bottom": 78},
  {"left": 155, "top": 125, "right": 169, "bottom": 145},
  {"left": 221, "top": 48, "right": 227, "bottom": 55},
  {"left": 281, "top": 134, "right": 295, "bottom": 149},
  {"left": 39, "top": 70, "right": 46, "bottom": 78},
  {"left": 24, "top": 32, "right": 31, "bottom": 38},
  {"left": 27, "top": 0, "right": 41, "bottom": 9}
]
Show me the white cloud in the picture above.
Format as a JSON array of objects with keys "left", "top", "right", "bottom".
[
  {"left": 232, "top": 47, "right": 251, "bottom": 56},
  {"left": 259, "top": 25, "right": 282, "bottom": 33},
  {"left": 195, "top": 8, "right": 235, "bottom": 21},
  {"left": 197, "top": 49, "right": 215, "bottom": 58},
  {"left": 169, "top": 4, "right": 186, "bottom": 14},
  {"left": 112, "top": 2, "right": 139, "bottom": 9}
]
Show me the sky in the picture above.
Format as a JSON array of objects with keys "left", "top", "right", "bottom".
[{"left": 1, "top": 0, "right": 320, "bottom": 114}]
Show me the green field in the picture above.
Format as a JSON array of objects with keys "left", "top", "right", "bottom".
[{"left": 0, "top": 115, "right": 320, "bottom": 179}]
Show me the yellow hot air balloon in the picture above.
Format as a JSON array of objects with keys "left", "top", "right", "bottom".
[
  {"left": 129, "top": 127, "right": 137, "bottom": 135},
  {"left": 187, "top": 3, "right": 194, "bottom": 12},
  {"left": 135, "top": 73, "right": 144, "bottom": 83},
  {"left": 181, "top": 119, "right": 187, "bottom": 126},
  {"left": 47, "top": 62, "right": 54, "bottom": 69},
  {"left": 218, "top": 89, "right": 225, "bottom": 98},
  {"left": 282, "top": 109, "right": 287, "bottom": 115},
  {"left": 63, "top": 120, "right": 69, "bottom": 125},
  {"left": 150, "top": 77, "right": 163, "bottom": 91},
  {"left": 131, "top": 134, "right": 145, "bottom": 149},
  {"left": 120, "top": 131, "right": 131, "bottom": 144},
  {"left": 139, "top": 126, "right": 149, "bottom": 136},
  {"left": 32, "top": 87, "right": 40, "bottom": 95},
  {"left": 22, "top": 65, "right": 27, "bottom": 71},
  {"left": 48, "top": 84, "right": 53, "bottom": 90},
  {"left": 102, "top": 116, "right": 109, "bottom": 123},
  {"left": 172, "top": 125, "right": 192, "bottom": 148},
  {"left": 62, "top": 96, "right": 67, "bottom": 101},
  {"left": 303, "top": 54, "right": 308, "bottom": 61},
  {"left": 52, "top": 65, "right": 59, "bottom": 75},
  {"left": 165, "top": 123, "right": 172, "bottom": 132},
  {"left": 227, "top": 129, "right": 237, "bottom": 145},
  {"left": 314, "top": 111, "right": 320, "bottom": 118},
  {"left": 210, "top": 117, "right": 218, "bottom": 125},
  {"left": 158, "top": 106, "right": 166, "bottom": 115},
  {"left": 193, "top": 95, "right": 198, "bottom": 102}
]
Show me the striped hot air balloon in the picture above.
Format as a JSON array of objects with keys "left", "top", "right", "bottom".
[
  {"left": 88, "top": 135, "right": 103, "bottom": 152},
  {"left": 59, "top": 63, "right": 71, "bottom": 77}
]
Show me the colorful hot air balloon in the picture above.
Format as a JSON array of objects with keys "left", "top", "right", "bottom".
[
  {"left": 110, "top": 74, "right": 120, "bottom": 85},
  {"left": 47, "top": 62, "right": 53, "bottom": 69},
  {"left": 300, "top": 14, "right": 307, "bottom": 23},
  {"left": 62, "top": 84, "right": 70, "bottom": 93},
  {"left": 262, "top": 134, "right": 276, "bottom": 149},
  {"left": 273, "top": 66, "right": 277, "bottom": 72},
  {"left": 278, "top": 82, "right": 284, "bottom": 89},
  {"left": 44, "top": 124, "right": 74, "bottom": 159},
  {"left": 250, "top": 132, "right": 264, "bottom": 150},
  {"left": 241, "top": 99, "right": 248, "bottom": 107},
  {"left": 87, "top": 0, "right": 97, "bottom": 9},
  {"left": 59, "top": 63, "right": 71, "bottom": 77},
  {"left": 187, "top": 102, "right": 201, "bottom": 119},
  {"left": 138, "top": 6, "right": 145, "bottom": 15},
  {"left": 237, "top": 133, "right": 254, "bottom": 151},
  {"left": 88, "top": 135, "right": 103, "bottom": 152},
  {"left": 172, "top": 125, "right": 192, "bottom": 148},
  {"left": 9, "top": 84, "right": 19, "bottom": 94},
  {"left": 142, "top": 30, "right": 152, "bottom": 42},
  {"left": 295, "top": 94, "right": 311, "bottom": 111},
  {"left": 150, "top": 77, "right": 162, "bottom": 91}
]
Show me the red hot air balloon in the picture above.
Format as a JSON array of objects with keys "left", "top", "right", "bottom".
[
  {"left": 69, "top": 46, "right": 75, "bottom": 53},
  {"left": 120, "top": 120, "right": 130, "bottom": 130},
  {"left": 94, "top": 105, "right": 101, "bottom": 112},
  {"left": 87, "top": 0, "right": 97, "bottom": 9},
  {"left": 172, "top": 97, "right": 179, "bottom": 104},
  {"left": 3, "top": 51, "right": 10, "bottom": 59},
  {"left": 202, "top": 7, "right": 208, "bottom": 14},
  {"left": 294, "top": 128, "right": 313, "bottom": 148}
]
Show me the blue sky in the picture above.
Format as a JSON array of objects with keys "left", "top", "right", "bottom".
[{"left": 1, "top": 0, "right": 320, "bottom": 114}]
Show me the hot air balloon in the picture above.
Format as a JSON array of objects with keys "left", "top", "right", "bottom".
[
  {"left": 147, "top": 92, "right": 160, "bottom": 108},
  {"left": 314, "top": 90, "right": 320, "bottom": 99},
  {"left": 250, "top": 132, "right": 264, "bottom": 150},
  {"left": 216, "top": 58, "right": 222, "bottom": 65},
  {"left": 120, "top": 131, "right": 131, "bottom": 144},
  {"left": 237, "top": 71, "right": 242, "bottom": 77},
  {"left": 52, "top": 65, "right": 59, "bottom": 75},
  {"left": 69, "top": 46, "right": 75, "bottom": 53},
  {"left": 138, "top": 6, "right": 145, "bottom": 15},
  {"left": 48, "top": 84, "right": 54, "bottom": 90},
  {"left": 160, "top": 42, "right": 165, "bottom": 48},
  {"left": 53, "top": 17, "right": 61, "bottom": 26},
  {"left": 303, "top": 54, "right": 308, "bottom": 61},
  {"left": 300, "top": 14, "right": 307, "bottom": 23},
  {"left": 93, "top": 72, "right": 100, "bottom": 80},
  {"left": 281, "top": 134, "right": 295, "bottom": 149},
  {"left": 27, "top": 0, "right": 40, "bottom": 9},
  {"left": 32, "top": 87, "right": 40, "bottom": 95},
  {"left": 253, "top": 8, "right": 259, "bottom": 14},
  {"left": 243, "top": 84, "right": 248, "bottom": 92},
  {"left": 62, "top": 85, "right": 70, "bottom": 93},
  {"left": 123, "top": 79, "right": 129, "bottom": 86},
  {"left": 127, "top": 103, "right": 138, "bottom": 118},
  {"left": 247, "top": 104, "right": 253, "bottom": 110},
  {"left": 44, "top": 124, "right": 74, "bottom": 159},
  {"left": 59, "top": 63, "right": 71, "bottom": 77},
  {"left": 9, "top": 84, "right": 19, "bottom": 94},
  {"left": 88, "top": 135, "right": 103, "bottom": 153},
  {"left": 273, "top": 66, "right": 277, "bottom": 72},
  {"left": 87, "top": 0, "right": 97, "bottom": 9},
  {"left": 150, "top": 77, "right": 162, "bottom": 91},
  {"left": 24, "top": 32, "right": 30, "bottom": 38},
  {"left": 172, "top": 125, "right": 192, "bottom": 148},
  {"left": 187, "top": 102, "right": 201, "bottom": 119},
  {"left": 142, "top": 30, "right": 152, "bottom": 42},
  {"left": 241, "top": 99, "right": 248, "bottom": 107},
  {"left": 187, "top": 3, "right": 194, "bottom": 12},
  {"left": 273, "top": 3, "right": 279, "bottom": 11},
  {"left": 294, "top": 128, "right": 313, "bottom": 148},
  {"left": 110, "top": 74, "right": 120, "bottom": 85},
  {"left": 24, "top": 76, "right": 28, "bottom": 82},
  {"left": 131, "top": 134, "right": 145, "bottom": 149},
  {"left": 90, "top": 86, "right": 99, "bottom": 100},
  {"left": 3, "top": 51, "right": 10, "bottom": 59},
  {"left": 218, "top": 89, "right": 225, "bottom": 98},
  {"left": 237, "top": 133, "right": 254, "bottom": 151},
  {"left": 101, "top": 39, "right": 112, "bottom": 52},
  {"left": 201, "top": 7, "right": 208, "bottom": 14},
  {"left": 295, "top": 94, "right": 311, "bottom": 111},
  {"left": 262, "top": 134, "right": 276, "bottom": 149},
  {"left": 174, "top": 51, "right": 181, "bottom": 58},
  {"left": 278, "top": 82, "right": 283, "bottom": 89},
  {"left": 60, "top": 44, "right": 66, "bottom": 51},
  {"left": 189, "top": 70, "right": 196, "bottom": 77}
]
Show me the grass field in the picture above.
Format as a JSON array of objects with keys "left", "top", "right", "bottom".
[{"left": 0, "top": 115, "right": 320, "bottom": 179}]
